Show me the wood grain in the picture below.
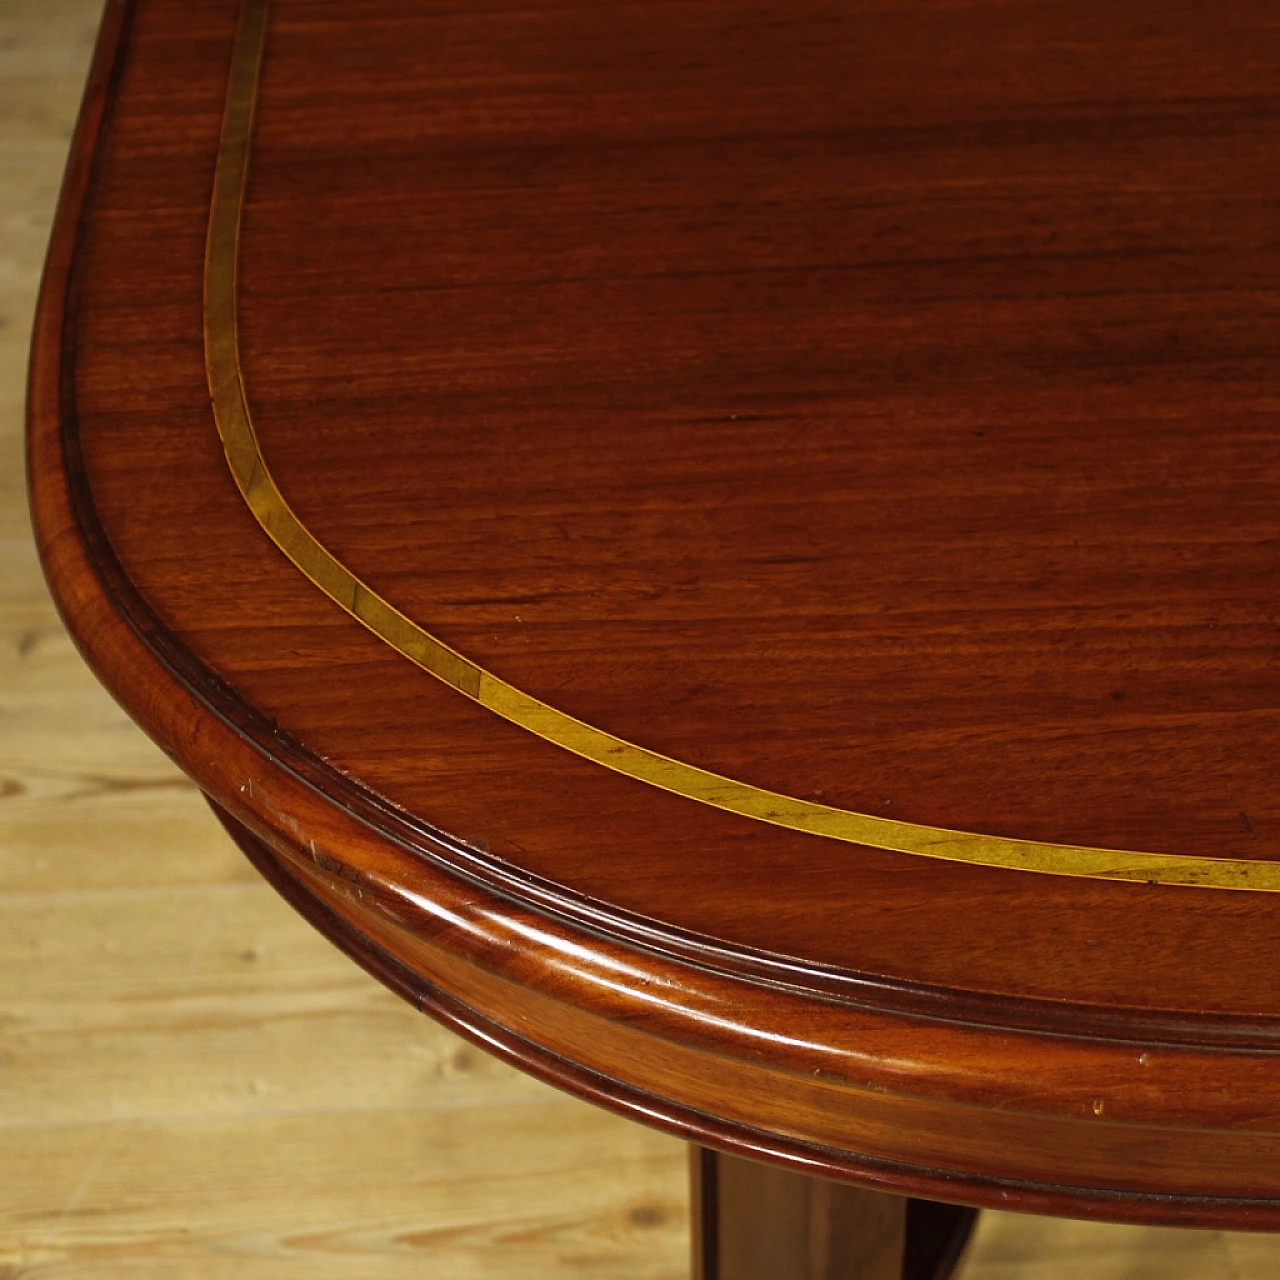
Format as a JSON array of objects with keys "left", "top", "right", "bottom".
[
  {"left": 3, "top": 11, "right": 687, "bottom": 1278},
  {"left": 693, "top": 1149, "right": 907, "bottom": 1280},
  {"left": 21, "top": 0, "right": 1280, "bottom": 1255},
  {"left": 5, "top": 6, "right": 1280, "bottom": 1276}
]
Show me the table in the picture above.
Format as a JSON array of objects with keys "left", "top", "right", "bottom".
[{"left": 29, "top": 0, "right": 1280, "bottom": 1273}]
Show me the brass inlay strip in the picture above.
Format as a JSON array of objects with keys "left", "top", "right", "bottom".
[{"left": 205, "top": 0, "right": 1280, "bottom": 892}]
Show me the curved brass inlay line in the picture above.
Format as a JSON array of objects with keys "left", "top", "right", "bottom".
[{"left": 206, "top": 0, "right": 1280, "bottom": 892}]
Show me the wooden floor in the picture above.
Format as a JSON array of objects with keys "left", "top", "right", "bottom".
[{"left": 3, "top": 3, "right": 1278, "bottom": 1275}]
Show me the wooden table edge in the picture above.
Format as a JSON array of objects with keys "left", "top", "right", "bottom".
[{"left": 27, "top": 0, "right": 1280, "bottom": 1227}]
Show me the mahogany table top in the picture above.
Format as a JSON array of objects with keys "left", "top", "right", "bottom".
[{"left": 30, "top": 0, "right": 1280, "bottom": 1227}]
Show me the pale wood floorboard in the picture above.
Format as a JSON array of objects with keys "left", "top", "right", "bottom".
[{"left": 2, "top": 2, "right": 1276, "bottom": 1275}]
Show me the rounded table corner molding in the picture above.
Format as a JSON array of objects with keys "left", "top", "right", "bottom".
[{"left": 28, "top": 0, "right": 1280, "bottom": 1250}]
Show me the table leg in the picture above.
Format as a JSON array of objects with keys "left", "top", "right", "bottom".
[{"left": 690, "top": 1148, "right": 977, "bottom": 1280}]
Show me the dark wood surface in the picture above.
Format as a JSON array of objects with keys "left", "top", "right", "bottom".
[
  {"left": 690, "top": 1148, "right": 907, "bottom": 1280},
  {"left": 689, "top": 1147, "right": 977, "bottom": 1280},
  {"left": 29, "top": 0, "right": 1280, "bottom": 1226}
]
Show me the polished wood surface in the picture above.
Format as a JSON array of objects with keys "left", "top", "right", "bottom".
[
  {"left": 691, "top": 1150, "right": 906, "bottom": 1280},
  {"left": 28, "top": 0, "right": 1280, "bottom": 1226},
  {"left": 13, "top": 5, "right": 1280, "bottom": 1274},
  {"left": 689, "top": 1150, "right": 978, "bottom": 1280},
  {"left": 6, "top": 16, "right": 691, "bottom": 1276}
]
